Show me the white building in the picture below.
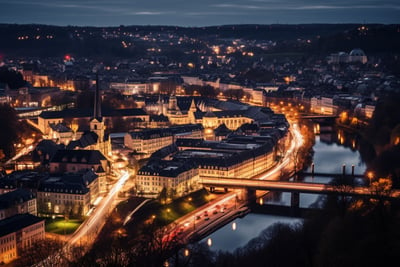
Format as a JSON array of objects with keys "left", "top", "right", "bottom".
[
  {"left": 310, "top": 96, "right": 337, "bottom": 115},
  {"left": 136, "top": 160, "right": 200, "bottom": 197}
]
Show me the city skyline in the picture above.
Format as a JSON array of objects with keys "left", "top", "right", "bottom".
[{"left": 1, "top": 0, "right": 399, "bottom": 27}]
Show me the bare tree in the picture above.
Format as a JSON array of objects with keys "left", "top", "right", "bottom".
[
  {"left": 127, "top": 220, "right": 184, "bottom": 267},
  {"left": 14, "top": 239, "right": 65, "bottom": 267}
]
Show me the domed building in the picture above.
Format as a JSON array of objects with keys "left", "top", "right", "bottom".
[
  {"left": 349, "top": 48, "right": 367, "bottom": 64},
  {"left": 327, "top": 48, "right": 367, "bottom": 64}
]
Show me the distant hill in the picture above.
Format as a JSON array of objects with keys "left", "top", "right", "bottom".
[{"left": 0, "top": 23, "right": 399, "bottom": 58}]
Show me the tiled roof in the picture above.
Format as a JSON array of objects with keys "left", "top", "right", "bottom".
[
  {"left": 0, "top": 213, "right": 44, "bottom": 237},
  {"left": 50, "top": 149, "right": 106, "bottom": 164},
  {"left": 138, "top": 159, "right": 197, "bottom": 178},
  {"left": 39, "top": 108, "right": 147, "bottom": 119},
  {"left": 0, "top": 188, "right": 35, "bottom": 209},
  {"left": 66, "top": 131, "right": 98, "bottom": 149},
  {"left": 38, "top": 170, "right": 97, "bottom": 195}
]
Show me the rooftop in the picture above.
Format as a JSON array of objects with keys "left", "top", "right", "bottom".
[{"left": 0, "top": 213, "right": 44, "bottom": 237}]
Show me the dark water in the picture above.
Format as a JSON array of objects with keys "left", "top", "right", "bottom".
[{"left": 203, "top": 129, "right": 367, "bottom": 252}]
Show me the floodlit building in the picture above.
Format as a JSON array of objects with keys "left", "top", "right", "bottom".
[
  {"left": 174, "top": 138, "right": 276, "bottom": 180},
  {"left": 124, "top": 129, "right": 174, "bottom": 157},
  {"left": 310, "top": 96, "right": 337, "bottom": 115},
  {"left": 49, "top": 149, "right": 108, "bottom": 193},
  {"left": 136, "top": 159, "right": 200, "bottom": 197},
  {"left": 37, "top": 170, "right": 99, "bottom": 216},
  {"left": 124, "top": 124, "right": 203, "bottom": 158},
  {"left": 0, "top": 214, "right": 45, "bottom": 264}
]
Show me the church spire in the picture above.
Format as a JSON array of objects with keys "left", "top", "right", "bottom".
[{"left": 93, "top": 73, "right": 102, "bottom": 120}]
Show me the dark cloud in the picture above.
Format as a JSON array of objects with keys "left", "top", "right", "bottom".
[{"left": 0, "top": 0, "right": 398, "bottom": 26}]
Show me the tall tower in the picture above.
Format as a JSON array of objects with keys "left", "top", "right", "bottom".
[
  {"left": 188, "top": 98, "right": 197, "bottom": 123},
  {"left": 90, "top": 73, "right": 105, "bottom": 143},
  {"left": 93, "top": 73, "right": 102, "bottom": 120},
  {"left": 157, "top": 94, "right": 164, "bottom": 115},
  {"left": 168, "top": 94, "right": 178, "bottom": 112}
]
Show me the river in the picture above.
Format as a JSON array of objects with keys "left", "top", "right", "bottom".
[{"left": 202, "top": 127, "right": 367, "bottom": 252}]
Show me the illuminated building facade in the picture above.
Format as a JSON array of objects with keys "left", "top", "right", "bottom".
[
  {"left": 136, "top": 160, "right": 200, "bottom": 197},
  {"left": 0, "top": 214, "right": 45, "bottom": 264},
  {"left": 49, "top": 150, "right": 107, "bottom": 193},
  {"left": 124, "top": 124, "right": 203, "bottom": 158},
  {"left": 37, "top": 170, "right": 99, "bottom": 216},
  {"left": 310, "top": 96, "right": 337, "bottom": 115}
]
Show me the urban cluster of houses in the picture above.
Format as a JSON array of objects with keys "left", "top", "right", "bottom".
[
  {"left": 2, "top": 44, "right": 397, "bottom": 263},
  {"left": 1, "top": 75, "right": 291, "bottom": 263}
]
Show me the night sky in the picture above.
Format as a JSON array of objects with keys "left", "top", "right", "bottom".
[{"left": 1, "top": 0, "right": 399, "bottom": 26}]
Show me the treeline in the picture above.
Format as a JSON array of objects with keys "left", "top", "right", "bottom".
[
  {"left": 54, "top": 185, "right": 400, "bottom": 267},
  {"left": 0, "top": 66, "right": 27, "bottom": 89},
  {"left": 179, "top": 191, "right": 400, "bottom": 267},
  {"left": 363, "top": 91, "right": 400, "bottom": 187},
  {"left": 0, "top": 24, "right": 399, "bottom": 58}
]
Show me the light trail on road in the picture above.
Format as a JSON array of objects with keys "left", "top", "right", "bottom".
[
  {"left": 258, "top": 123, "right": 303, "bottom": 180},
  {"left": 168, "top": 122, "right": 306, "bottom": 242},
  {"left": 68, "top": 171, "right": 130, "bottom": 247}
]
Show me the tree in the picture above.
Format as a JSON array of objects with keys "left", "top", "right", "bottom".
[
  {"left": 197, "top": 85, "right": 218, "bottom": 99},
  {"left": 366, "top": 92, "right": 400, "bottom": 147},
  {"left": 224, "top": 89, "right": 244, "bottom": 101},
  {"left": 330, "top": 174, "right": 356, "bottom": 216},
  {"left": 13, "top": 239, "right": 65, "bottom": 267},
  {"left": 159, "top": 187, "right": 168, "bottom": 204},
  {"left": 370, "top": 177, "right": 393, "bottom": 218},
  {"left": 0, "top": 66, "right": 27, "bottom": 89},
  {"left": 0, "top": 104, "right": 19, "bottom": 158},
  {"left": 128, "top": 220, "right": 183, "bottom": 267}
]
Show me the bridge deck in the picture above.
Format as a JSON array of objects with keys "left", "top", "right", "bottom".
[
  {"left": 298, "top": 172, "right": 365, "bottom": 178},
  {"left": 202, "top": 177, "right": 399, "bottom": 198}
]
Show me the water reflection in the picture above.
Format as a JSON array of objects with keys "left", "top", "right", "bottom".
[
  {"left": 307, "top": 135, "right": 366, "bottom": 174},
  {"left": 203, "top": 127, "right": 367, "bottom": 252},
  {"left": 202, "top": 214, "right": 301, "bottom": 252},
  {"left": 319, "top": 127, "right": 362, "bottom": 153}
]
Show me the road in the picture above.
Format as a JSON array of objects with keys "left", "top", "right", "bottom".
[
  {"left": 201, "top": 177, "right": 400, "bottom": 198},
  {"left": 162, "top": 191, "right": 243, "bottom": 243},
  {"left": 256, "top": 122, "right": 303, "bottom": 181},
  {"left": 35, "top": 122, "right": 304, "bottom": 264},
  {"left": 34, "top": 171, "right": 131, "bottom": 266},
  {"left": 164, "top": 123, "right": 305, "bottom": 244},
  {"left": 68, "top": 171, "right": 130, "bottom": 248},
  {"left": 5, "top": 144, "right": 35, "bottom": 165}
]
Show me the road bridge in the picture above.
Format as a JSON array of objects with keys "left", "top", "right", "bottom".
[
  {"left": 298, "top": 172, "right": 365, "bottom": 179},
  {"left": 299, "top": 115, "right": 338, "bottom": 120},
  {"left": 202, "top": 177, "right": 400, "bottom": 208}
]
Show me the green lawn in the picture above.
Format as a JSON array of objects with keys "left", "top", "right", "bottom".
[
  {"left": 119, "top": 188, "right": 218, "bottom": 227},
  {"left": 45, "top": 218, "right": 83, "bottom": 235}
]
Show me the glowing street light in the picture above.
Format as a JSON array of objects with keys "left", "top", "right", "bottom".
[
  {"left": 232, "top": 222, "right": 237, "bottom": 231},
  {"left": 207, "top": 238, "right": 212, "bottom": 247},
  {"left": 367, "top": 171, "right": 374, "bottom": 186}
]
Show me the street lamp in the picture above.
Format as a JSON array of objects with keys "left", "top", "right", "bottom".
[
  {"left": 166, "top": 208, "right": 171, "bottom": 221},
  {"left": 207, "top": 238, "right": 212, "bottom": 247},
  {"left": 184, "top": 248, "right": 190, "bottom": 257},
  {"left": 367, "top": 171, "right": 374, "bottom": 186}
]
